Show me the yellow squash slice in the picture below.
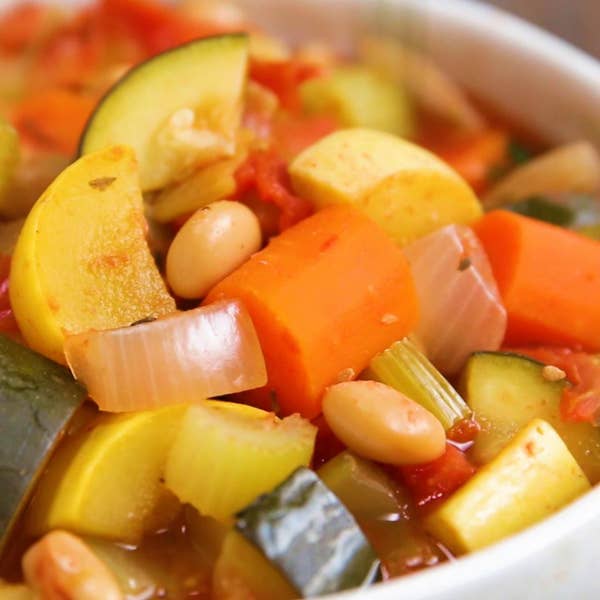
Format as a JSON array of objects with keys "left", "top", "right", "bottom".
[{"left": 10, "top": 145, "right": 175, "bottom": 363}]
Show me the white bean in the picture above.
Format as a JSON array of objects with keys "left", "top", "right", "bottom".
[
  {"left": 322, "top": 380, "right": 446, "bottom": 465},
  {"left": 166, "top": 200, "right": 261, "bottom": 299}
]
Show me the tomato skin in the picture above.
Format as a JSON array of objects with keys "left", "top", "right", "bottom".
[
  {"left": 271, "top": 113, "right": 339, "bottom": 161},
  {"left": 0, "top": 3, "right": 53, "bottom": 54},
  {"left": 398, "top": 443, "right": 476, "bottom": 509},
  {"left": 99, "top": 0, "right": 235, "bottom": 57},
  {"left": 250, "top": 59, "right": 324, "bottom": 112},
  {"left": 234, "top": 149, "right": 313, "bottom": 232},
  {"left": 510, "top": 346, "right": 600, "bottom": 425}
]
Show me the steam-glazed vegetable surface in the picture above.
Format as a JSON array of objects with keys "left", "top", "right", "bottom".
[{"left": 1, "top": 1, "right": 600, "bottom": 598}]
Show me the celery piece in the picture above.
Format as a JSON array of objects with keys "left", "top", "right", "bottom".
[
  {"left": 425, "top": 419, "right": 590, "bottom": 554},
  {"left": 164, "top": 401, "right": 317, "bottom": 522},
  {"left": 364, "top": 337, "right": 471, "bottom": 430}
]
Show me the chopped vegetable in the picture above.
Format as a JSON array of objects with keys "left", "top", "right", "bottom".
[
  {"left": 510, "top": 346, "right": 600, "bottom": 425},
  {"left": 80, "top": 34, "right": 249, "bottom": 191},
  {"left": 0, "top": 335, "right": 86, "bottom": 554},
  {"left": 212, "top": 532, "right": 297, "bottom": 600},
  {"left": 360, "top": 36, "right": 485, "bottom": 131},
  {"left": 164, "top": 400, "right": 316, "bottom": 522},
  {"left": 249, "top": 57, "right": 322, "bottom": 112},
  {"left": 475, "top": 210, "right": 600, "bottom": 350},
  {"left": 322, "top": 380, "right": 446, "bottom": 465},
  {"left": 399, "top": 443, "right": 476, "bottom": 509},
  {"left": 10, "top": 145, "right": 175, "bottom": 364},
  {"left": 421, "top": 129, "right": 509, "bottom": 194},
  {"left": 206, "top": 204, "right": 419, "bottom": 418},
  {"left": 0, "top": 117, "right": 19, "bottom": 208},
  {"left": 483, "top": 141, "right": 600, "bottom": 209},
  {"left": 147, "top": 155, "right": 242, "bottom": 223},
  {"left": 235, "top": 467, "right": 380, "bottom": 596},
  {"left": 403, "top": 224, "right": 507, "bottom": 374},
  {"left": 25, "top": 405, "right": 186, "bottom": 543},
  {"left": 318, "top": 451, "right": 405, "bottom": 519},
  {"left": 365, "top": 337, "right": 472, "bottom": 430},
  {"left": 318, "top": 451, "right": 446, "bottom": 577},
  {"left": 300, "top": 65, "right": 413, "bottom": 137},
  {"left": 12, "top": 88, "right": 96, "bottom": 156},
  {"left": 462, "top": 351, "right": 600, "bottom": 483},
  {"left": 290, "top": 128, "right": 482, "bottom": 245},
  {"left": 425, "top": 419, "right": 590, "bottom": 554},
  {"left": 233, "top": 147, "right": 314, "bottom": 231},
  {"left": 65, "top": 300, "right": 266, "bottom": 412},
  {"left": 101, "top": 0, "right": 238, "bottom": 57}
]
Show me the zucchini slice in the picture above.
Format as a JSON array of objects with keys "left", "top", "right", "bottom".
[
  {"left": 80, "top": 34, "right": 248, "bottom": 191},
  {"left": 0, "top": 335, "right": 86, "bottom": 554},
  {"left": 235, "top": 467, "right": 380, "bottom": 597},
  {"left": 462, "top": 351, "right": 600, "bottom": 483}
]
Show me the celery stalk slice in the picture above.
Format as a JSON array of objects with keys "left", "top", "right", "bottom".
[{"left": 364, "top": 337, "right": 471, "bottom": 430}]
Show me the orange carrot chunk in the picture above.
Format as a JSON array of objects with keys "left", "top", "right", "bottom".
[
  {"left": 205, "top": 205, "right": 419, "bottom": 418},
  {"left": 474, "top": 210, "right": 600, "bottom": 350}
]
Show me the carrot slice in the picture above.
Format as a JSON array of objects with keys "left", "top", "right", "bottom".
[
  {"left": 13, "top": 89, "right": 96, "bottom": 156},
  {"left": 206, "top": 205, "right": 419, "bottom": 418},
  {"left": 474, "top": 210, "right": 600, "bottom": 350}
]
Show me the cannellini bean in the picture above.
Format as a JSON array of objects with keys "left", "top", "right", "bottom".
[
  {"left": 22, "top": 531, "right": 122, "bottom": 600},
  {"left": 322, "top": 380, "right": 446, "bottom": 465},
  {"left": 166, "top": 200, "right": 262, "bottom": 299}
]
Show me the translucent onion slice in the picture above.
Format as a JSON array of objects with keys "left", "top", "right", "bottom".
[
  {"left": 483, "top": 141, "right": 600, "bottom": 210},
  {"left": 64, "top": 300, "right": 267, "bottom": 412},
  {"left": 403, "top": 225, "right": 507, "bottom": 375}
]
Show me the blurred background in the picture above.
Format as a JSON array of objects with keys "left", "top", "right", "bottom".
[{"left": 483, "top": 0, "right": 600, "bottom": 59}]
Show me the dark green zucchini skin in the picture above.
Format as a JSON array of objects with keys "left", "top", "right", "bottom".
[
  {"left": 0, "top": 335, "right": 87, "bottom": 555},
  {"left": 235, "top": 467, "right": 380, "bottom": 598}
]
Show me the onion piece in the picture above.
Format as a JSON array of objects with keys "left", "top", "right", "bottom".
[
  {"left": 403, "top": 225, "right": 506, "bottom": 375},
  {"left": 360, "top": 36, "right": 485, "bottom": 132},
  {"left": 483, "top": 141, "right": 600, "bottom": 210},
  {"left": 64, "top": 300, "right": 267, "bottom": 412}
]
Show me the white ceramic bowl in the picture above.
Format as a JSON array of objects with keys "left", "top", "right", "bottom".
[
  {"left": 232, "top": 1, "right": 600, "bottom": 598},
  {"left": 4, "top": 0, "right": 600, "bottom": 598}
]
